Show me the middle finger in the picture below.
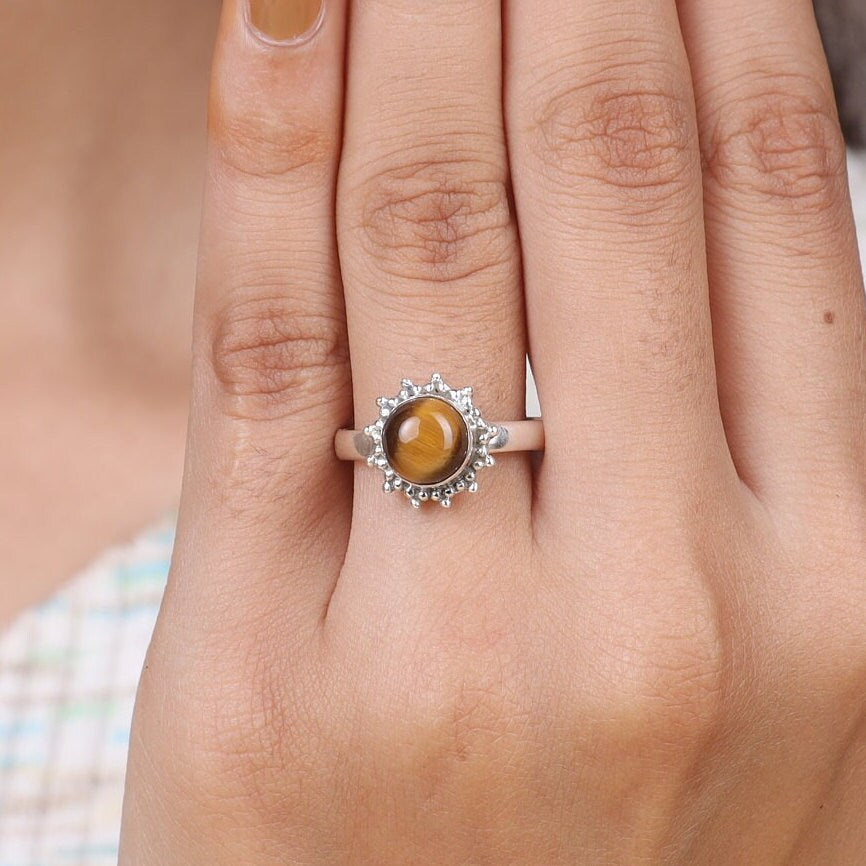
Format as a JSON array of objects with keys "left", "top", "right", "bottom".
[{"left": 337, "top": 0, "right": 529, "bottom": 530}]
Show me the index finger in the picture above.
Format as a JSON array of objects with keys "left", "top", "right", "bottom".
[{"left": 176, "top": 0, "right": 351, "bottom": 633}]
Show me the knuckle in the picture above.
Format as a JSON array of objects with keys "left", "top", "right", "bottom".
[
  {"left": 440, "top": 676, "right": 527, "bottom": 765},
  {"left": 777, "top": 554, "right": 866, "bottom": 719},
  {"left": 379, "top": 660, "right": 538, "bottom": 801},
  {"left": 529, "top": 71, "right": 696, "bottom": 202},
  {"left": 349, "top": 154, "right": 514, "bottom": 286},
  {"left": 209, "top": 85, "right": 333, "bottom": 182},
  {"left": 197, "top": 652, "right": 314, "bottom": 811},
  {"left": 185, "top": 672, "right": 322, "bottom": 819},
  {"left": 142, "top": 608, "right": 332, "bottom": 820},
  {"left": 209, "top": 294, "right": 348, "bottom": 420},
  {"left": 587, "top": 569, "right": 724, "bottom": 749},
  {"left": 642, "top": 633, "right": 724, "bottom": 740},
  {"left": 702, "top": 82, "right": 848, "bottom": 213}
]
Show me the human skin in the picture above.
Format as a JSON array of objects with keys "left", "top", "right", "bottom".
[
  {"left": 120, "top": 0, "right": 866, "bottom": 862},
  {"left": 0, "top": 0, "right": 218, "bottom": 624}
]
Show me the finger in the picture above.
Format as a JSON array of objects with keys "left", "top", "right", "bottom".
[
  {"left": 504, "top": 1, "right": 733, "bottom": 522},
  {"left": 335, "top": 0, "right": 530, "bottom": 527},
  {"left": 677, "top": 0, "right": 866, "bottom": 507},
  {"left": 171, "top": 0, "right": 351, "bottom": 634}
]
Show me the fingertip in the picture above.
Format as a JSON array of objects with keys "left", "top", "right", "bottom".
[{"left": 246, "top": 0, "right": 326, "bottom": 47}]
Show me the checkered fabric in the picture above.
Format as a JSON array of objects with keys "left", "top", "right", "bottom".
[{"left": 0, "top": 520, "right": 173, "bottom": 866}]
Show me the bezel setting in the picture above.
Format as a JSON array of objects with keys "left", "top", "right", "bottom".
[{"left": 363, "top": 373, "right": 498, "bottom": 509}]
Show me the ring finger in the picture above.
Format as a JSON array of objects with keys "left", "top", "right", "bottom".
[{"left": 335, "top": 0, "right": 529, "bottom": 536}]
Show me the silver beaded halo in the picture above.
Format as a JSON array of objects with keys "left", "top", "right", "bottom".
[{"left": 363, "top": 373, "right": 498, "bottom": 509}]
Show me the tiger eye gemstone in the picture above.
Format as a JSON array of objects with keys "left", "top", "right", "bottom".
[{"left": 383, "top": 397, "right": 469, "bottom": 486}]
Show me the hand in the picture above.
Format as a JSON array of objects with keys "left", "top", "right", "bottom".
[{"left": 119, "top": 0, "right": 866, "bottom": 862}]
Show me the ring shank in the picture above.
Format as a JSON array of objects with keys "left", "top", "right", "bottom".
[{"left": 334, "top": 419, "right": 544, "bottom": 461}]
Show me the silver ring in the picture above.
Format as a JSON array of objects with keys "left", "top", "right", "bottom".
[{"left": 334, "top": 372, "right": 545, "bottom": 509}]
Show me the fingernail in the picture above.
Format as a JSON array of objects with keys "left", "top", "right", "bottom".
[{"left": 247, "top": 0, "right": 325, "bottom": 45}]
